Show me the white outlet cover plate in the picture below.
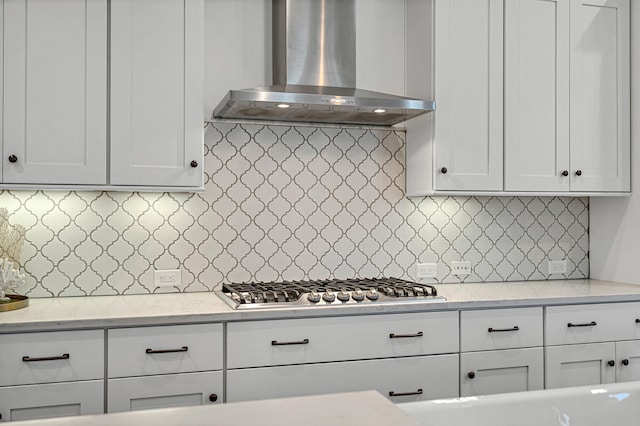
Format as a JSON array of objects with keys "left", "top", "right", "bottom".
[
  {"left": 548, "top": 260, "right": 567, "bottom": 274},
  {"left": 417, "top": 263, "right": 437, "bottom": 278},
  {"left": 451, "top": 261, "right": 471, "bottom": 276},
  {"left": 154, "top": 269, "right": 182, "bottom": 288}
]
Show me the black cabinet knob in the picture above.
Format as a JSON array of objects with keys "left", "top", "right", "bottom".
[
  {"left": 8, "top": 155, "right": 17, "bottom": 163},
  {"left": 440, "top": 167, "right": 448, "bottom": 174},
  {"left": 561, "top": 170, "right": 569, "bottom": 177},
  {"left": 608, "top": 360, "right": 615, "bottom": 367},
  {"left": 575, "top": 170, "right": 582, "bottom": 176},
  {"left": 622, "top": 359, "right": 630, "bottom": 366},
  {"left": 467, "top": 372, "right": 475, "bottom": 379},
  {"left": 190, "top": 160, "right": 198, "bottom": 168},
  {"left": 209, "top": 393, "right": 218, "bottom": 402}
]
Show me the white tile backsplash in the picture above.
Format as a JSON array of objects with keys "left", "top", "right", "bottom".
[{"left": 1, "top": 123, "right": 588, "bottom": 297}]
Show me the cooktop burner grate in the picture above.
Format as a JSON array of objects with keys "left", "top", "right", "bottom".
[{"left": 219, "top": 277, "right": 442, "bottom": 308}]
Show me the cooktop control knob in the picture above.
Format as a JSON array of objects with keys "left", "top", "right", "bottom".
[
  {"left": 352, "top": 288, "right": 365, "bottom": 302},
  {"left": 366, "top": 289, "right": 379, "bottom": 301},
  {"left": 307, "top": 290, "right": 321, "bottom": 303},
  {"left": 337, "top": 289, "right": 350, "bottom": 302},
  {"left": 322, "top": 291, "right": 336, "bottom": 303}
]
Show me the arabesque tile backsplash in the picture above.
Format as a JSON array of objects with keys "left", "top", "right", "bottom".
[{"left": 2, "top": 123, "right": 588, "bottom": 297}]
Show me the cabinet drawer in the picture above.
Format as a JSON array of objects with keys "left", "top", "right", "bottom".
[
  {"left": 108, "top": 371, "right": 223, "bottom": 412},
  {"left": 108, "top": 323, "right": 223, "bottom": 378},
  {"left": 0, "top": 380, "right": 103, "bottom": 421},
  {"left": 227, "top": 312, "right": 459, "bottom": 369},
  {"left": 461, "top": 307, "right": 543, "bottom": 351},
  {"left": 227, "top": 354, "right": 459, "bottom": 403},
  {"left": 0, "top": 330, "right": 104, "bottom": 386},
  {"left": 545, "top": 303, "right": 640, "bottom": 346}
]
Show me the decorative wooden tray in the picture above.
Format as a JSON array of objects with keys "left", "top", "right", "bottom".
[{"left": 0, "top": 294, "right": 29, "bottom": 312}]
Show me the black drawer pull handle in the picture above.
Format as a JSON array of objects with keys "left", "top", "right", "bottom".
[
  {"left": 635, "top": 319, "right": 640, "bottom": 323},
  {"left": 488, "top": 326, "right": 519, "bottom": 333},
  {"left": 389, "top": 332, "right": 424, "bottom": 339},
  {"left": 271, "top": 339, "right": 309, "bottom": 346},
  {"left": 468, "top": 372, "right": 476, "bottom": 379},
  {"left": 145, "top": 346, "right": 188, "bottom": 354},
  {"left": 209, "top": 393, "right": 218, "bottom": 402},
  {"left": 389, "top": 389, "right": 423, "bottom": 397},
  {"left": 567, "top": 321, "right": 597, "bottom": 328},
  {"left": 622, "top": 359, "right": 630, "bottom": 366},
  {"left": 22, "top": 353, "right": 70, "bottom": 362},
  {"left": 608, "top": 360, "right": 616, "bottom": 367},
  {"left": 567, "top": 321, "right": 598, "bottom": 327}
]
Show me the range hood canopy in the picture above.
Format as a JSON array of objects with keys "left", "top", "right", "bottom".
[{"left": 213, "top": 0, "right": 434, "bottom": 126}]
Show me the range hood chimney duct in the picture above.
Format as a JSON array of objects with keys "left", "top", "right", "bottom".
[{"left": 213, "top": 0, "right": 434, "bottom": 126}]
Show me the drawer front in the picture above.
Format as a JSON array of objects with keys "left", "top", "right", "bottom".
[
  {"left": 108, "top": 323, "right": 223, "bottom": 378},
  {"left": 0, "top": 380, "right": 103, "bottom": 421},
  {"left": 227, "top": 312, "right": 459, "bottom": 369},
  {"left": 0, "top": 330, "right": 104, "bottom": 386},
  {"left": 108, "top": 371, "right": 223, "bottom": 412},
  {"left": 227, "top": 354, "right": 459, "bottom": 403},
  {"left": 461, "top": 307, "right": 543, "bottom": 351},
  {"left": 545, "top": 303, "right": 640, "bottom": 346}
]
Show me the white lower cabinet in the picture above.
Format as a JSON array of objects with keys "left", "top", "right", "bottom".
[
  {"left": 107, "top": 371, "right": 222, "bottom": 412},
  {"left": 0, "top": 380, "right": 103, "bottom": 422},
  {"left": 460, "top": 347, "right": 543, "bottom": 396},
  {"left": 226, "top": 354, "right": 459, "bottom": 403},
  {"left": 615, "top": 340, "right": 640, "bottom": 383},
  {"left": 105, "top": 323, "right": 224, "bottom": 413},
  {"left": 545, "top": 343, "right": 616, "bottom": 389}
]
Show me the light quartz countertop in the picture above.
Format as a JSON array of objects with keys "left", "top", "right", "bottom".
[
  {"left": 2, "top": 279, "right": 640, "bottom": 332},
  {"left": 7, "top": 391, "right": 419, "bottom": 426}
]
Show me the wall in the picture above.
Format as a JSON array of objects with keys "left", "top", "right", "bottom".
[
  {"left": 0, "top": 0, "right": 590, "bottom": 297},
  {"left": 590, "top": 2, "right": 637, "bottom": 283},
  {"left": 4, "top": 122, "right": 588, "bottom": 297}
]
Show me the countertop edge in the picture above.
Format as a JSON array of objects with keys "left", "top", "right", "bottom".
[{"left": 3, "top": 279, "right": 640, "bottom": 332}]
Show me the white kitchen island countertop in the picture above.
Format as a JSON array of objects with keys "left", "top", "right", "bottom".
[
  {"left": 2, "top": 279, "right": 640, "bottom": 332},
  {"left": 7, "top": 391, "right": 418, "bottom": 426}
]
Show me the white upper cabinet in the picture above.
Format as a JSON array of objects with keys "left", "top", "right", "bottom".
[
  {"left": 110, "top": 0, "right": 204, "bottom": 188},
  {"left": 569, "top": 0, "right": 630, "bottom": 192},
  {"left": 434, "top": 0, "right": 504, "bottom": 192},
  {"left": 504, "top": 0, "right": 570, "bottom": 192},
  {"left": 2, "top": 0, "right": 107, "bottom": 185},
  {"left": 407, "top": 0, "right": 630, "bottom": 196}
]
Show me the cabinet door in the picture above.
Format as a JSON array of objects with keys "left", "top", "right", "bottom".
[
  {"left": 227, "top": 354, "right": 459, "bottom": 403},
  {"left": 616, "top": 340, "right": 640, "bottom": 383},
  {"left": 110, "top": 0, "right": 203, "bottom": 187},
  {"left": 545, "top": 343, "right": 616, "bottom": 389},
  {"left": 460, "top": 347, "right": 543, "bottom": 396},
  {"left": 504, "top": 0, "right": 570, "bottom": 191},
  {"left": 434, "top": 0, "right": 503, "bottom": 191},
  {"left": 0, "top": 380, "right": 103, "bottom": 422},
  {"left": 3, "top": 0, "right": 107, "bottom": 185},
  {"left": 569, "top": 0, "right": 630, "bottom": 192},
  {"left": 107, "top": 371, "right": 222, "bottom": 413}
]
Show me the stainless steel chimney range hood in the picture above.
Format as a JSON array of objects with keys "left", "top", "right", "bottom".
[{"left": 213, "top": 0, "right": 435, "bottom": 127}]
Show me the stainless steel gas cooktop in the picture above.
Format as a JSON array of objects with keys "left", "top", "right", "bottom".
[{"left": 217, "top": 277, "right": 445, "bottom": 310}]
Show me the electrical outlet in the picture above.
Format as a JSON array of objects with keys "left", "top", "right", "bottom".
[
  {"left": 417, "top": 263, "right": 437, "bottom": 279},
  {"left": 154, "top": 269, "right": 182, "bottom": 288},
  {"left": 451, "top": 261, "right": 471, "bottom": 276},
  {"left": 548, "top": 260, "right": 567, "bottom": 274}
]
